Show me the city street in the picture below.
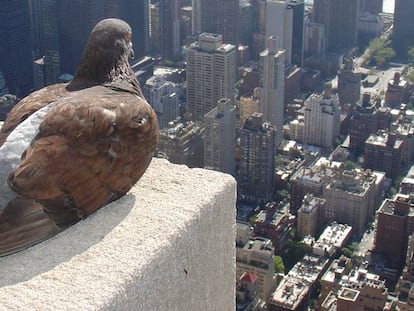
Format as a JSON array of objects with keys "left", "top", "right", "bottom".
[
  {"left": 357, "top": 225, "right": 376, "bottom": 257},
  {"left": 360, "top": 63, "right": 405, "bottom": 98}
]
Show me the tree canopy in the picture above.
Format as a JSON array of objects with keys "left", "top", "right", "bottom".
[{"left": 367, "top": 37, "right": 395, "bottom": 67}]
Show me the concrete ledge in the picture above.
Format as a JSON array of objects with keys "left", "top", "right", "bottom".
[{"left": 0, "top": 158, "right": 236, "bottom": 311}]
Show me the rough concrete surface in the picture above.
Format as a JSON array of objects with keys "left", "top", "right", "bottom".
[{"left": 0, "top": 158, "right": 236, "bottom": 311}]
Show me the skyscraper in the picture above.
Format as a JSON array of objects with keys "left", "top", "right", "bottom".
[
  {"left": 0, "top": 1, "right": 34, "bottom": 97},
  {"left": 143, "top": 76, "right": 179, "bottom": 129},
  {"left": 194, "top": 0, "right": 240, "bottom": 45},
  {"left": 303, "top": 83, "right": 340, "bottom": 148},
  {"left": 159, "top": 0, "right": 181, "bottom": 58},
  {"left": 204, "top": 98, "right": 236, "bottom": 175},
  {"left": 37, "top": 1, "right": 58, "bottom": 85},
  {"left": 288, "top": 0, "right": 305, "bottom": 66},
  {"left": 185, "top": 33, "right": 236, "bottom": 121},
  {"left": 360, "top": 0, "right": 383, "bottom": 14},
  {"left": 259, "top": 36, "right": 285, "bottom": 146},
  {"left": 39, "top": 0, "right": 149, "bottom": 84},
  {"left": 337, "top": 57, "right": 361, "bottom": 105},
  {"left": 265, "top": 0, "right": 293, "bottom": 64},
  {"left": 375, "top": 194, "right": 412, "bottom": 269},
  {"left": 238, "top": 112, "right": 275, "bottom": 204},
  {"left": 393, "top": 0, "right": 414, "bottom": 55},
  {"left": 313, "top": 0, "right": 359, "bottom": 51}
]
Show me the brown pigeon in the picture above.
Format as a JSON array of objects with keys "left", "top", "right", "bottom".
[{"left": 0, "top": 18, "right": 159, "bottom": 256}]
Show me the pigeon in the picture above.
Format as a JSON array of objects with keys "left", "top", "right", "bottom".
[{"left": 0, "top": 18, "right": 159, "bottom": 256}]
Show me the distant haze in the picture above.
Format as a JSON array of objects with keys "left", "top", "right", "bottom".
[{"left": 305, "top": 0, "right": 394, "bottom": 13}]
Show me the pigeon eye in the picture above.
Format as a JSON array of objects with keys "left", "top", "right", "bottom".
[{"left": 125, "top": 31, "right": 132, "bottom": 42}]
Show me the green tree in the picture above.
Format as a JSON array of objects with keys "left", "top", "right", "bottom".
[
  {"left": 273, "top": 256, "right": 285, "bottom": 274},
  {"left": 374, "top": 47, "right": 395, "bottom": 66},
  {"left": 367, "top": 37, "right": 396, "bottom": 66},
  {"left": 343, "top": 160, "right": 356, "bottom": 170},
  {"left": 407, "top": 47, "right": 414, "bottom": 64}
]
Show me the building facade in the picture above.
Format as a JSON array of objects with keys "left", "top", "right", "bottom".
[
  {"left": 204, "top": 98, "right": 237, "bottom": 175},
  {"left": 364, "top": 131, "right": 405, "bottom": 179},
  {"left": 236, "top": 222, "right": 277, "bottom": 302},
  {"left": 159, "top": 0, "right": 181, "bottom": 58},
  {"left": 337, "top": 57, "right": 361, "bottom": 106},
  {"left": 193, "top": 0, "right": 240, "bottom": 45},
  {"left": 143, "top": 76, "right": 179, "bottom": 129},
  {"left": 313, "top": 0, "right": 359, "bottom": 51},
  {"left": 238, "top": 112, "right": 276, "bottom": 204},
  {"left": 259, "top": 36, "right": 285, "bottom": 146},
  {"left": 297, "top": 194, "right": 325, "bottom": 238},
  {"left": 157, "top": 117, "right": 205, "bottom": 167},
  {"left": 185, "top": 33, "right": 236, "bottom": 121},
  {"left": 303, "top": 83, "right": 340, "bottom": 148},
  {"left": 393, "top": 0, "right": 414, "bottom": 55},
  {"left": 0, "top": 1, "right": 34, "bottom": 97},
  {"left": 374, "top": 194, "right": 414, "bottom": 270}
]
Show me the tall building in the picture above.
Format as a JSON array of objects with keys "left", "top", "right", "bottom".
[
  {"left": 375, "top": 194, "right": 413, "bottom": 269},
  {"left": 251, "top": 0, "right": 303, "bottom": 65},
  {"left": 159, "top": 0, "right": 181, "bottom": 58},
  {"left": 29, "top": 0, "right": 44, "bottom": 59},
  {"left": 265, "top": 0, "right": 293, "bottom": 64},
  {"left": 236, "top": 222, "right": 277, "bottom": 302},
  {"left": 240, "top": 0, "right": 255, "bottom": 48},
  {"left": 39, "top": 0, "right": 60, "bottom": 85},
  {"left": 158, "top": 117, "right": 205, "bottom": 168},
  {"left": 349, "top": 93, "right": 384, "bottom": 154},
  {"left": 360, "top": 0, "right": 383, "bottom": 14},
  {"left": 393, "top": 0, "right": 414, "bottom": 55},
  {"left": 39, "top": 0, "right": 149, "bottom": 84},
  {"left": 253, "top": 202, "right": 294, "bottom": 253},
  {"left": 204, "top": 98, "right": 236, "bottom": 175},
  {"left": 238, "top": 112, "right": 276, "bottom": 204},
  {"left": 191, "top": 0, "right": 201, "bottom": 34},
  {"left": 185, "top": 33, "right": 236, "bottom": 121},
  {"left": 143, "top": 76, "right": 179, "bottom": 129},
  {"left": 288, "top": 0, "right": 305, "bottom": 66},
  {"left": 337, "top": 57, "right": 361, "bottom": 106},
  {"left": 290, "top": 158, "right": 379, "bottom": 237},
  {"left": 194, "top": 0, "right": 240, "bottom": 45},
  {"left": 259, "top": 36, "right": 285, "bottom": 146},
  {"left": 0, "top": 1, "right": 34, "bottom": 97},
  {"left": 313, "top": 0, "right": 359, "bottom": 51},
  {"left": 303, "top": 83, "right": 340, "bottom": 148},
  {"left": 364, "top": 131, "right": 404, "bottom": 179},
  {"left": 297, "top": 194, "right": 325, "bottom": 238},
  {"left": 322, "top": 168, "right": 377, "bottom": 237}
]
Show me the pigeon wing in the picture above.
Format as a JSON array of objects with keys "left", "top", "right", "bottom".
[{"left": 9, "top": 85, "right": 158, "bottom": 227}]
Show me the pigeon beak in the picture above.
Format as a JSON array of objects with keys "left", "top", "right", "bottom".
[{"left": 129, "top": 42, "right": 135, "bottom": 59}]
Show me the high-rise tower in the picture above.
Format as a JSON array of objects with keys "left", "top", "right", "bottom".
[
  {"left": 39, "top": 0, "right": 149, "bottom": 84},
  {"left": 393, "top": 0, "right": 414, "bottom": 55},
  {"left": 0, "top": 1, "right": 34, "bottom": 97},
  {"left": 204, "top": 98, "right": 236, "bottom": 175},
  {"left": 360, "top": 0, "right": 383, "bottom": 14},
  {"left": 259, "top": 36, "right": 285, "bottom": 146},
  {"left": 193, "top": 0, "right": 240, "bottom": 45},
  {"left": 185, "top": 33, "right": 236, "bottom": 121},
  {"left": 313, "top": 0, "right": 359, "bottom": 51},
  {"left": 159, "top": 0, "right": 180, "bottom": 59},
  {"left": 303, "top": 83, "right": 340, "bottom": 148},
  {"left": 238, "top": 112, "right": 276, "bottom": 204},
  {"left": 265, "top": 0, "right": 293, "bottom": 64}
]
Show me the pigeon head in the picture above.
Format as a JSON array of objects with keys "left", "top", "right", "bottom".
[{"left": 71, "top": 18, "right": 138, "bottom": 88}]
